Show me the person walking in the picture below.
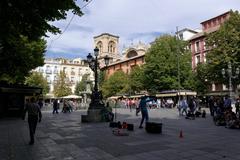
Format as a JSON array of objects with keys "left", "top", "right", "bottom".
[
  {"left": 235, "top": 98, "right": 240, "bottom": 118},
  {"left": 52, "top": 99, "right": 59, "bottom": 114},
  {"left": 188, "top": 97, "right": 196, "bottom": 118},
  {"left": 224, "top": 95, "right": 232, "bottom": 111},
  {"left": 181, "top": 97, "right": 188, "bottom": 116},
  {"left": 22, "top": 97, "right": 42, "bottom": 145},
  {"left": 139, "top": 95, "right": 157, "bottom": 129},
  {"left": 208, "top": 96, "right": 215, "bottom": 116}
]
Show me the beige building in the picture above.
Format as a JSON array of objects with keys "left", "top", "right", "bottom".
[{"left": 34, "top": 58, "right": 94, "bottom": 97}]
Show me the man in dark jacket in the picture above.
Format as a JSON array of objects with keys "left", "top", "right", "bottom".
[
  {"left": 139, "top": 95, "right": 157, "bottom": 128},
  {"left": 53, "top": 99, "right": 59, "bottom": 114},
  {"left": 22, "top": 97, "right": 42, "bottom": 145}
]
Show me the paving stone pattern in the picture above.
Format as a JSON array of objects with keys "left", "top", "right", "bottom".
[{"left": 0, "top": 108, "right": 240, "bottom": 160}]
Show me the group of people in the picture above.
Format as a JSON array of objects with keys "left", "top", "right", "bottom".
[
  {"left": 22, "top": 94, "right": 240, "bottom": 146},
  {"left": 117, "top": 97, "right": 175, "bottom": 110},
  {"left": 177, "top": 96, "right": 201, "bottom": 119},
  {"left": 52, "top": 99, "right": 76, "bottom": 114},
  {"left": 209, "top": 95, "right": 240, "bottom": 129}
]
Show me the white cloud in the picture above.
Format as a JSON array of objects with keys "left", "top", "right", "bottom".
[{"left": 45, "top": 0, "right": 240, "bottom": 59}]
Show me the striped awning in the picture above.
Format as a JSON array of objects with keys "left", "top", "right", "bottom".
[
  {"left": 156, "top": 93, "right": 177, "bottom": 97},
  {"left": 156, "top": 91, "right": 197, "bottom": 97}
]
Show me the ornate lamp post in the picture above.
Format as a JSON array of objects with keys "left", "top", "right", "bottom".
[
  {"left": 82, "top": 47, "right": 110, "bottom": 122},
  {"left": 221, "top": 61, "right": 239, "bottom": 101}
]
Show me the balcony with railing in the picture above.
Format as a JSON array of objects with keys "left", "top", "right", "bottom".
[
  {"left": 45, "top": 69, "right": 52, "bottom": 74},
  {"left": 53, "top": 70, "right": 58, "bottom": 74},
  {"left": 39, "top": 68, "right": 44, "bottom": 73}
]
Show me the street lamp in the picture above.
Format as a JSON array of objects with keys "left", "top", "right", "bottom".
[
  {"left": 82, "top": 47, "right": 110, "bottom": 122},
  {"left": 176, "top": 26, "right": 181, "bottom": 107},
  {"left": 221, "top": 61, "right": 239, "bottom": 101}
]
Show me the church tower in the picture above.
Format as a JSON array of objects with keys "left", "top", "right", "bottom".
[{"left": 93, "top": 33, "right": 120, "bottom": 67}]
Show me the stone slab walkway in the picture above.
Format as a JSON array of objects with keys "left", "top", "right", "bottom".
[{"left": 0, "top": 108, "right": 240, "bottom": 160}]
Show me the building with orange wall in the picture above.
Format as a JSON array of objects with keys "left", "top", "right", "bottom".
[
  {"left": 104, "top": 42, "right": 150, "bottom": 77},
  {"left": 93, "top": 33, "right": 150, "bottom": 77},
  {"left": 189, "top": 11, "right": 230, "bottom": 69},
  {"left": 189, "top": 11, "right": 230, "bottom": 94}
]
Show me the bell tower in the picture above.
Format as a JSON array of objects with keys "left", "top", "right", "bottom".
[{"left": 93, "top": 33, "right": 120, "bottom": 67}]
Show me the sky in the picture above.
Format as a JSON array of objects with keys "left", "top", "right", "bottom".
[{"left": 45, "top": 0, "right": 240, "bottom": 59}]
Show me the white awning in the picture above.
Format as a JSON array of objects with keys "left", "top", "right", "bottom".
[{"left": 61, "top": 95, "right": 82, "bottom": 99}]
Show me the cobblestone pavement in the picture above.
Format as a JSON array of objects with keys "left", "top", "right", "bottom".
[{"left": 1, "top": 108, "right": 240, "bottom": 160}]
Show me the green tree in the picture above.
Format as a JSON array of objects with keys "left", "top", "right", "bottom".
[
  {"left": 143, "top": 34, "right": 194, "bottom": 93},
  {"left": 205, "top": 10, "right": 240, "bottom": 88},
  {"left": 99, "top": 70, "right": 106, "bottom": 88},
  {"left": 0, "top": 0, "right": 83, "bottom": 83},
  {"left": 102, "top": 71, "right": 129, "bottom": 98},
  {"left": 129, "top": 65, "right": 145, "bottom": 93},
  {"left": 194, "top": 63, "right": 209, "bottom": 94},
  {"left": 25, "top": 71, "right": 49, "bottom": 95},
  {"left": 54, "top": 71, "right": 72, "bottom": 97},
  {"left": 0, "top": 36, "right": 46, "bottom": 83},
  {"left": 75, "top": 74, "right": 90, "bottom": 95}
]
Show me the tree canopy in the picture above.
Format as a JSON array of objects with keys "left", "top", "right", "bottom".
[
  {"left": 129, "top": 65, "right": 145, "bottom": 93},
  {"left": 0, "top": 0, "right": 83, "bottom": 83},
  {"left": 143, "top": 34, "right": 195, "bottom": 93},
  {"left": 203, "top": 10, "right": 240, "bottom": 88},
  {"left": 75, "top": 74, "right": 91, "bottom": 95},
  {"left": 25, "top": 71, "right": 49, "bottom": 95},
  {"left": 53, "top": 71, "right": 72, "bottom": 97},
  {"left": 101, "top": 71, "right": 129, "bottom": 98}
]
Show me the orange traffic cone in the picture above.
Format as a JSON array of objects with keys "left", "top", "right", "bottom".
[{"left": 179, "top": 130, "right": 183, "bottom": 138}]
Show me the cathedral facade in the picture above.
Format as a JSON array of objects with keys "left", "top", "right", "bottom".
[{"left": 93, "top": 33, "right": 150, "bottom": 77}]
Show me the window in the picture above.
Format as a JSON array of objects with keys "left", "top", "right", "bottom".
[
  {"left": 97, "top": 41, "right": 103, "bottom": 53},
  {"left": 126, "top": 50, "right": 138, "bottom": 58},
  {"left": 46, "top": 75, "right": 51, "bottom": 83},
  {"left": 222, "top": 84, "right": 227, "bottom": 90},
  {"left": 39, "top": 68, "right": 44, "bottom": 73},
  {"left": 71, "top": 68, "right": 75, "bottom": 75},
  {"left": 54, "top": 66, "right": 58, "bottom": 74},
  {"left": 195, "top": 55, "right": 201, "bottom": 65},
  {"left": 108, "top": 41, "right": 116, "bottom": 53},
  {"left": 78, "top": 68, "right": 82, "bottom": 75},
  {"left": 63, "top": 67, "right": 67, "bottom": 73},
  {"left": 203, "top": 41, "right": 207, "bottom": 50},
  {"left": 195, "top": 41, "right": 200, "bottom": 53},
  {"left": 71, "top": 77, "right": 75, "bottom": 83},
  {"left": 179, "top": 33, "right": 183, "bottom": 40},
  {"left": 212, "top": 83, "right": 216, "bottom": 91},
  {"left": 46, "top": 66, "right": 52, "bottom": 74}
]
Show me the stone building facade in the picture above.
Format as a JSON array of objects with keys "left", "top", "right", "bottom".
[{"left": 93, "top": 33, "right": 121, "bottom": 68}]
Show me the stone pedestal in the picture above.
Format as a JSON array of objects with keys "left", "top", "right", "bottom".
[
  {"left": 81, "top": 109, "right": 103, "bottom": 122},
  {"left": 81, "top": 103, "right": 107, "bottom": 123},
  {"left": 81, "top": 90, "right": 108, "bottom": 122}
]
